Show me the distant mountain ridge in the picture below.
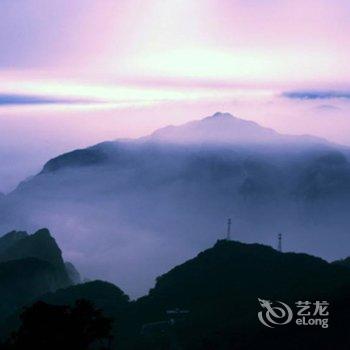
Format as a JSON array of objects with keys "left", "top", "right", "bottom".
[
  {"left": 38, "top": 112, "right": 330, "bottom": 175},
  {"left": 1, "top": 112, "right": 350, "bottom": 297},
  {"left": 145, "top": 112, "right": 328, "bottom": 145}
]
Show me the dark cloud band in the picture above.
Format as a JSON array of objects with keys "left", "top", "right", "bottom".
[
  {"left": 283, "top": 91, "right": 350, "bottom": 100},
  {"left": 0, "top": 94, "right": 91, "bottom": 106}
]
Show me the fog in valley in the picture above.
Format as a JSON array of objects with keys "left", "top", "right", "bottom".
[{"left": 1, "top": 113, "right": 350, "bottom": 297}]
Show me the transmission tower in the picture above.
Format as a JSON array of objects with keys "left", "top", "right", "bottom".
[
  {"left": 278, "top": 233, "right": 282, "bottom": 252},
  {"left": 226, "top": 218, "right": 232, "bottom": 240}
]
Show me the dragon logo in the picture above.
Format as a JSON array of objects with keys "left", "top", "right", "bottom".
[{"left": 258, "top": 298, "right": 293, "bottom": 328}]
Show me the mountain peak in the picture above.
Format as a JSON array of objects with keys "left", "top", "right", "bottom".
[
  {"left": 0, "top": 228, "right": 66, "bottom": 273},
  {"left": 209, "top": 112, "right": 235, "bottom": 119},
  {"left": 146, "top": 112, "right": 279, "bottom": 145},
  {"left": 33, "top": 228, "right": 52, "bottom": 238},
  {"left": 146, "top": 112, "right": 327, "bottom": 146},
  {"left": 0, "top": 230, "right": 28, "bottom": 254}
]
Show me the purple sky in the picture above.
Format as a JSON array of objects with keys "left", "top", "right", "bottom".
[{"left": 0, "top": 0, "right": 350, "bottom": 191}]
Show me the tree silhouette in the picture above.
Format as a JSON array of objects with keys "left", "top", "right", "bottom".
[{"left": 4, "top": 299, "right": 113, "bottom": 350}]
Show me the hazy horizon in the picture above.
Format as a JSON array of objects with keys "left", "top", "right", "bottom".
[
  {"left": 1, "top": 1, "right": 350, "bottom": 192},
  {"left": 1, "top": 1, "right": 350, "bottom": 298},
  {"left": 1, "top": 102, "right": 350, "bottom": 193}
]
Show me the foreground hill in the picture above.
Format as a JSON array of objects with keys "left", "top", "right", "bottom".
[
  {"left": 40, "top": 280, "right": 129, "bottom": 313},
  {"left": 0, "top": 258, "right": 63, "bottom": 320},
  {"left": 0, "top": 231, "right": 27, "bottom": 255},
  {"left": 0, "top": 281, "right": 130, "bottom": 344},
  {"left": 1, "top": 112, "right": 350, "bottom": 297},
  {"left": 1, "top": 239, "right": 350, "bottom": 349},
  {"left": 132, "top": 240, "right": 350, "bottom": 349},
  {"left": 144, "top": 240, "right": 350, "bottom": 308},
  {"left": 0, "top": 229, "right": 75, "bottom": 322},
  {"left": 0, "top": 229, "right": 67, "bottom": 272}
]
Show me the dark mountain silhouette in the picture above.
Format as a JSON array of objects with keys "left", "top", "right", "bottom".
[
  {"left": 1, "top": 112, "right": 350, "bottom": 297},
  {"left": 332, "top": 256, "right": 350, "bottom": 269},
  {"left": 0, "top": 231, "right": 28, "bottom": 255},
  {"left": 0, "top": 281, "right": 130, "bottom": 348},
  {"left": 39, "top": 281, "right": 130, "bottom": 345},
  {"left": 132, "top": 241, "right": 350, "bottom": 343},
  {"left": 2, "top": 300, "right": 113, "bottom": 350},
  {"left": 0, "top": 228, "right": 71, "bottom": 286},
  {"left": 0, "top": 229, "right": 65, "bottom": 268},
  {"left": 0, "top": 229, "right": 75, "bottom": 324},
  {"left": 1, "top": 239, "right": 350, "bottom": 349},
  {"left": 0, "top": 258, "right": 63, "bottom": 321},
  {"left": 40, "top": 281, "right": 129, "bottom": 315},
  {"left": 144, "top": 240, "right": 350, "bottom": 307},
  {"left": 126, "top": 240, "right": 350, "bottom": 349}
]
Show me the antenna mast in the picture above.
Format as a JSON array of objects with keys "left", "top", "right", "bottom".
[
  {"left": 278, "top": 233, "right": 282, "bottom": 252},
  {"left": 226, "top": 218, "right": 232, "bottom": 240}
]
